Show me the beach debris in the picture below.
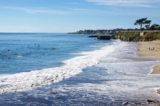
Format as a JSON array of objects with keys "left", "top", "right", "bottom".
[
  {"left": 123, "top": 102, "right": 132, "bottom": 106},
  {"left": 147, "top": 99, "right": 156, "bottom": 104},
  {"left": 146, "top": 99, "right": 160, "bottom": 106},
  {"left": 51, "top": 91, "right": 57, "bottom": 95},
  {"left": 123, "top": 102, "right": 146, "bottom": 106}
]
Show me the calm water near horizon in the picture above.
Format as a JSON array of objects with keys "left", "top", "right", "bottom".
[{"left": 0, "top": 33, "right": 160, "bottom": 105}]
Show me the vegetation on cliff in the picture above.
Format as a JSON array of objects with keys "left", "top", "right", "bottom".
[
  {"left": 115, "top": 31, "right": 160, "bottom": 41},
  {"left": 143, "top": 32, "right": 160, "bottom": 40},
  {"left": 114, "top": 18, "right": 160, "bottom": 42}
]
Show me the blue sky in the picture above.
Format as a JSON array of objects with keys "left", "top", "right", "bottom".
[{"left": 0, "top": 0, "right": 160, "bottom": 32}]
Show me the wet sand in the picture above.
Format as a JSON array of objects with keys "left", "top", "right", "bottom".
[
  {"left": 157, "top": 89, "right": 160, "bottom": 94},
  {"left": 137, "top": 40, "right": 160, "bottom": 96},
  {"left": 137, "top": 40, "right": 160, "bottom": 74},
  {"left": 120, "top": 57, "right": 156, "bottom": 62}
]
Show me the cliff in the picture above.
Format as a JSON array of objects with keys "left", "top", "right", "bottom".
[{"left": 115, "top": 31, "right": 160, "bottom": 42}]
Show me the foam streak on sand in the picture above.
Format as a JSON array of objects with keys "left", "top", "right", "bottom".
[{"left": 0, "top": 41, "right": 116, "bottom": 94}]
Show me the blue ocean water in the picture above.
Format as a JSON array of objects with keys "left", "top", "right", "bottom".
[
  {"left": 0, "top": 34, "right": 160, "bottom": 105},
  {"left": 0, "top": 33, "right": 110, "bottom": 74}
]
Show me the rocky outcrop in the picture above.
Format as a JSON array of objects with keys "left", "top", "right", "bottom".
[
  {"left": 97, "top": 36, "right": 111, "bottom": 40},
  {"left": 88, "top": 35, "right": 98, "bottom": 37},
  {"left": 88, "top": 34, "right": 115, "bottom": 40},
  {"left": 123, "top": 100, "right": 160, "bottom": 106}
]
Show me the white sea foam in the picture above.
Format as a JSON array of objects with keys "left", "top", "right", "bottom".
[
  {"left": 45, "top": 41, "right": 160, "bottom": 103},
  {"left": 0, "top": 41, "right": 117, "bottom": 94}
]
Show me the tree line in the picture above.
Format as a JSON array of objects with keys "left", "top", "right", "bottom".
[{"left": 134, "top": 18, "right": 160, "bottom": 31}]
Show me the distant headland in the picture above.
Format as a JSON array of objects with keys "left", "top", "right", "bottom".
[
  {"left": 68, "top": 28, "right": 139, "bottom": 35},
  {"left": 68, "top": 17, "right": 160, "bottom": 41}
]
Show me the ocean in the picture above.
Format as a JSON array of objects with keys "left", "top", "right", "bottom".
[
  {"left": 0, "top": 33, "right": 160, "bottom": 105},
  {"left": 0, "top": 33, "right": 108, "bottom": 74}
]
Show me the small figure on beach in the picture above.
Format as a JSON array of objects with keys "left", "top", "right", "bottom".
[{"left": 149, "top": 47, "right": 150, "bottom": 50}]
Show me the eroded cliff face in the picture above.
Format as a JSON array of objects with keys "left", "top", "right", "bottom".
[{"left": 115, "top": 31, "right": 160, "bottom": 42}]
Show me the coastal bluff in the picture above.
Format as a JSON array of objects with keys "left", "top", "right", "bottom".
[
  {"left": 115, "top": 31, "right": 160, "bottom": 42},
  {"left": 68, "top": 30, "right": 160, "bottom": 41}
]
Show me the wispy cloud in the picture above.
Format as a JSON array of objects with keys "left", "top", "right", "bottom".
[
  {"left": 86, "top": 0, "right": 160, "bottom": 7},
  {"left": 2, "top": 6, "right": 69, "bottom": 15}
]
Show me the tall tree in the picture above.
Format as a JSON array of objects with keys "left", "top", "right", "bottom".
[
  {"left": 134, "top": 18, "right": 147, "bottom": 31},
  {"left": 144, "top": 20, "right": 151, "bottom": 29},
  {"left": 145, "top": 25, "right": 150, "bottom": 29}
]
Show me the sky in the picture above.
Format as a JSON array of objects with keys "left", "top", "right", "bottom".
[{"left": 0, "top": 0, "right": 160, "bottom": 32}]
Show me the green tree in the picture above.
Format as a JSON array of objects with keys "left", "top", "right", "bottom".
[
  {"left": 149, "top": 24, "right": 160, "bottom": 30},
  {"left": 134, "top": 18, "right": 147, "bottom": 31},
  {"left": 144, "top": 20, "right": 151, "bottom": 29},
  {"left": 145, "top": 25, "right": 150, "bottom": 29}
]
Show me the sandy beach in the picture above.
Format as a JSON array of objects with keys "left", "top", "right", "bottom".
[
  {"left": 137, "top": 40, "right": 160, "bottom": 74},
  {"left": 137, "top": 40, "right": 160, "bottom": 96}
]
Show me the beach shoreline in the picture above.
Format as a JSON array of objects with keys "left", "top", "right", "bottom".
[
  {"left": 137, "top": 40, "right": 160, "bottom": 95},
  {"left": 137, "top": 40, "right": 160, "bottom": 74}
]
